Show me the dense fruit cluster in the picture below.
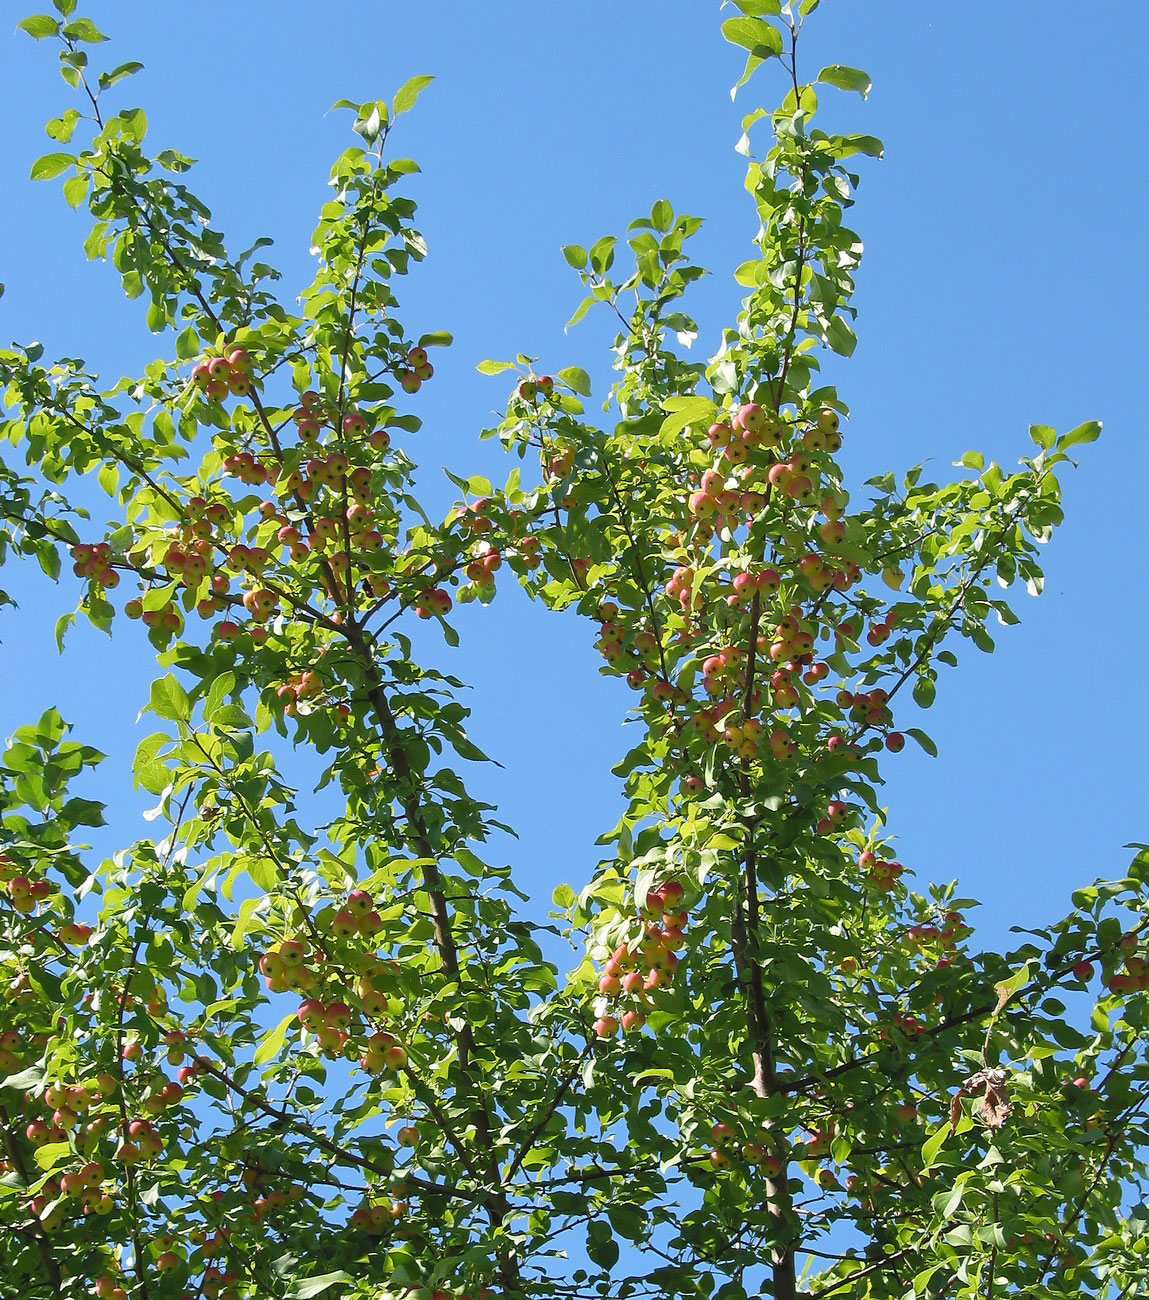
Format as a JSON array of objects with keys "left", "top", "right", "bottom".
[
  {"left": 0, "top": 854, "right": 85, "bottom": 1081},
  {"left": 257, "top": 890, "right": 413, "bottom": 1069},
  {"left": 3, "top": 1069, "right": 177, "bottom": 1236},
  {"left": 70, "top": 541, "right": 119, "bottom": 588},
  {"left": 857, "top": 849, "right": 906, "bottom": 894},
  {"left": 1105, "top": 933, "right": 1149, "bottom": 995},
  {"left": 557, "top": 400, "right": 915, "bottom": 816},
  {"left": 349, "top": 1196, "right": 409, "bottom": 1234},
  {"left": 592, "top": 880, "right": 688, "bottom": 1037},
  {"left": 69, "top": 345, "right": 567, "bottom": 728},
  {"left": 191, "top": 347, "right": 255, "bottom": 402},
  {"left": 524, "top": 397, "right": 937, "bottom": 1023}
]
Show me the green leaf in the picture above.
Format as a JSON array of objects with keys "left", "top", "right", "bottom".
[
  {"left": 839, "top": 133, "right": 884, "bottom": 159},
  {"left": 477, "top": 358, "right": 515, "bottom": 375},
  {"left": 211, "top": 704, "right": 252, "bottom": 731},
  {"left": 816, "top": 64, "right": 872, "bottom": 97},
  {"left": 61, "top": 17, "right": 108, "bottom": 41},
  {"left": 921, "top": 1122, "right": 948, "bottom": 1170},
  {"left": 17, "top": 15, "right": 60, "bottom": 39},
  {"left": 45, "top": 107, "right": 80, "bottom": 142},
  {"left": 393, "top": 74, "right": 433, "bottom": 116},
  {"left": 54, "top": 611, "right": 74, "bottom": 651},
  {"left": 34, "top": 1141, "right": 72, "bottom": 1171},
  {"left": 149, "top": 674, "right": 191, "bottom": 724},
  {"left": 231, "top": 896, "right": 262, "bottom": 949},
  {"left": 558, "top": 366, "right": 591, "bottom": 397},
  {"left": 565, "top": 293, "right": 596, "bottom": 330},
  {"left": 253, "top": 1010, "right": 297, "bottom": 1067},
  {"left": 912, "top": 677, "right": 936, "bottom": 709},
  {"left": 552, "top": 883, "right": 575, "bottom": 909},
  {"left": 588, "top": 235, "right": 616, "bottom": 273},
  {"left": 941, "top": 1183, "right": 964, "bottom": 1218},
  {"left": 118, "top": 106, "right": 147, "bottom": 142},
  {"left": 132, "top": 733, "right": 170, "bottom": 796},
  {"left": 249, "top": 856, "right": 278, "bottom": 892},
  {"left": 287, "top": 1273, "right": 352, "bottom": 1300},
  {"left": 659, "top": 395, "right": 717, "bottom": 438},
  {"left": 650, "top": 199, "right": 673, "bottom": 232},
  {"left": 451, "top": 732, "right": 491, "bottom": 763},
  {"left": 1057, "top": 419, "right": 1101, "bottom": 451},
  {"left": 98, "top": 61, "right": 143, "bottom": 90},
  {"left": 30, "top": 152, "right": 75, "bottom": 181},
  {"left": 905, "top": 727, "right": 937, "bottom": 758},
  {"left": 61, "top": 173, "right": 88, "bottom": 208},
  {"left": 0, "top": 1063, "right": 46, "bottom": 1091},
  {"left": 562, "top": 244, "right": 587, "bottom": 269},
  {"left": 735, "top": 106, "right": 769, "bottom": 156},
  {"left": 720, "top": 16, "right": 783, "bottom": 57},
  {"left": 355, "top": 104, "right": 384, "bottom": 143},
  {"left": 175, "top": 324, "right": 200, "bottom": 360},
  {"left": 994, "top": 960, "right": 1031, "bottom": 1013},
  {"left": 825, "top": 315, "right": 857, "bottom": 357},
  {"left": 204, "top": 671, "right": 236, "bottom": 723}
]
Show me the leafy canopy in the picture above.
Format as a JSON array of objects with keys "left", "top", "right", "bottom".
[{"left": 0, "top": 5, "right": 1139, "bottom": 1300}]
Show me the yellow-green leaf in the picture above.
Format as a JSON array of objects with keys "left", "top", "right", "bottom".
[{"left": 254, "top": 1011, "right": 297, "bottom": 1067}]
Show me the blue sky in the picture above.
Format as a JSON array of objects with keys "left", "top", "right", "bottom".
[{"left": 1, "top": 0, "right": 1147, "bottom": 961}]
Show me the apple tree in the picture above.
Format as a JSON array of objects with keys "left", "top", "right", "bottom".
[{"left": 2, "top": 4, "right": 1147, "bottom": 1300}]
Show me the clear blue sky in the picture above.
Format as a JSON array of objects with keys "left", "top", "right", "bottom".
[{"left": 1, "top": 1, "right": 1147, "bottom": 958}]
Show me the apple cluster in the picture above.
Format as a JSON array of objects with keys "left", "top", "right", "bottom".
[
  {"left": 8, "top": 1074, "right": 170, "bottom": 1232},
  {"left": 855, "top": 850, "right": 906, "bottom": 894},
  {"left": 398, "top": 345, "right": 435, "bottom": 393},
  {"left": 2, "top": 989, "right": 317, "bottom": 1299},
  {"left": 71, "top": 339, "right": 569, "bottom": 733},
  {"left": 82, "top": 340, "right": 432, "bottom": 654},
  {"left": 707, "top": 1119, "right": 784, "bottom": 1176},
  {"left": 0, "top": 854, "right": 91, "bottom": 1081},
  {"left": 522, "top": 392, "right": 954, "bottom": 1066},
  {"left": 2, "top": 869, "right": 52, "bottom": 915},
  {"left": 450, "top": 495, "right": 544, "bottom": 610},
  {"left": 704, "top": 1112, "right": 891, "bottom": 1209},
  {"left": 905, "top": 912, "right": 971, "bottom": 955},
  {"left": 516, "top": 374, "right": 556, "bottom": 407},
  {"left": 257, "top": 889, "right": 415, "bottom": 1070},
  {"left": 0, "top": 900, "right": 212, "bottom": 1250},
  {"left": 349, "top": 1196, "right": 409, "bottom": 1234},
  {"left": 591, "top": 880, "right": 688, "bottom": 1037},
  {"left": 415, "top": 586, "right": 453, "bottom": 619},
  {"left": 686, "top": 405, "right": 838, "bottom": 523},
  {"left": 191, "top": 347, "right": 255, "bottom": 402},
  {"left": 562, "top": 399, "right": 914, "bottom": 843},
  {"left": 70, "top": 541, "right": 119, "bottom": 588},
  {"left": 1105, "top": 932, "right": 1149, "bottom": 995}
]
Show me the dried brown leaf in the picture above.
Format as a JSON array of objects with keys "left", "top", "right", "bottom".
[{"left": 977, "top": 1081, "right": 1010, "bottom": 1129}]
